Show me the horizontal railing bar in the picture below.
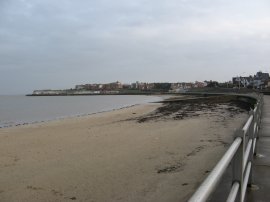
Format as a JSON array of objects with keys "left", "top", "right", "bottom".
[
  {"left": 253, "top": 138, "right": 257, "bottom": 154},
  {"left": 241, "top": 162, "right": 252, "bottom": 202},
  {"left": 243, "top": 139, "right": 252, "bottom": 169},
  {"left": 243, "top": 115, "right": 254, "bottom": 135},
  {"left": 188, "top": 137, "right": 242, "bottom": 202},
  {"left": 226, "top": 182, "right": 240, "bottom": 202}
]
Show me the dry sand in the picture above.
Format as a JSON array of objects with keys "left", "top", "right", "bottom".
[{"left": 0, "top": 102, "right": 249, "bottom": 202}]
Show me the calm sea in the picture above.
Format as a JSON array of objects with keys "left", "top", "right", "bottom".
[{"left": 0, "top": 95, "right": 162, "bottom": 128}]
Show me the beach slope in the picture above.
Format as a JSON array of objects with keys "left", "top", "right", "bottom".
[{"left": 0, "top": 102, "right": 248, "bottom": 202}]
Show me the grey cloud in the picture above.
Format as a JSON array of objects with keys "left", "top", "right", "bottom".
[{"left": 0, "top": 0, "right": 270, "bottom": 94}]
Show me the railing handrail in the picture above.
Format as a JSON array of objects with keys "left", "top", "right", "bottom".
[
  {"left": 188, "top": 94, "right": 263, "bottom": 202},
  {"left": 188, "top": 138, "right": 242, "bottom": 202},
  {"left": 243, "top": 115, "right": 253, "bottom": 134}
]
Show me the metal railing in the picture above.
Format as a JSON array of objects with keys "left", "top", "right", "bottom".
[{"left": 188, "top": 94, "right": 263, "bottom": 202}]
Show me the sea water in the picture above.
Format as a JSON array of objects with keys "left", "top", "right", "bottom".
[{"left": 0, "top": 95, "right": 162, "bottom": 128}]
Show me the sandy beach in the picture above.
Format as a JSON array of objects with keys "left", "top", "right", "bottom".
[{"left": 0, "top": 100, "right": 249, "bottom": 202}]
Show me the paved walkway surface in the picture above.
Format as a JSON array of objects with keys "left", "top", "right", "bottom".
[{"left": 246, "top": 95, "right": 270, "bottom": 201}]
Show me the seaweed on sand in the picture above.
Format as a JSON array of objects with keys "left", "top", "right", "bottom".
[{"left": 136, "top": 95, "right": 253, "bottom": 123}]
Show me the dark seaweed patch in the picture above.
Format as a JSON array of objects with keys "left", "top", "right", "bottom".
[{"left": 135, "top": 96, "right": 252, "bottom": 123}]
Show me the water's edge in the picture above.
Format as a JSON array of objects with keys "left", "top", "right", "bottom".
[{"left": 0, "top": 95, "right": 163, "bottom": 129}]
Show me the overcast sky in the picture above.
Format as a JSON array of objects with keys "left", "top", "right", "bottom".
[{"left": 1, "top": 0, "right": 270, "bottom": 94}]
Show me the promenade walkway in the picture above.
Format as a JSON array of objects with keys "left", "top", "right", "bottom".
[{"left": 246, "top": 95, "right": 270, "bottom": 201}]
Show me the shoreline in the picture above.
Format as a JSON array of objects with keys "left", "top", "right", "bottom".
[
  {"left": 0, "top": 103, "right": 145, "bottom": 129},
  {"left": 0, "top": 94, "right": 168, "bottom": 129},
  {"left": 0, "top": 100, "right": 249, "bottom": 202}
]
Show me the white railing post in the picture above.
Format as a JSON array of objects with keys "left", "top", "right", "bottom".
[
  {"left": 248, "top": 110, "right": 255, "bottom": 186},
  {"left": 231, "top": 129, "right": 244, "bottom": 201},
  {"left": 255, "top": 97, "right": 262, "bottom": 152}
]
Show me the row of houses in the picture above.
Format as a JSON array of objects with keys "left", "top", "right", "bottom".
[
  {"left": 75, "top": 81, "right": 208, "bottom": 92},
  {"left": 232, "top": 71, "right": 270, "bottom": 89},
  {"left": 75, "top": 81, "right": 123, "bottom": 91}
]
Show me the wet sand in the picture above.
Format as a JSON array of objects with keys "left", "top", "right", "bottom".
[{"left": 0, "top": 99, "right": 249, "bottom": 202}]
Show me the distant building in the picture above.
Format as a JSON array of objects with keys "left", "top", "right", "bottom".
[
  {"left": 194, "top": 81, "right": 207, "bottom": 88},
  {"left": 32, "top": 90, "right": 63, "bottom": 95},
  {"left": 232, "top": 76, "right": 253, "bottom": 88},
  {"left": 255, "top": 71, "right": 269, "bottom": 81},
  {"left": 122, "top": 84, "right": 131, "bottom": 89},
  {"left": 184, "top": 83, "right": 194, "bottom": 89},
  {"left": 75, "top": 85, "right": 85, "bottom": 90},
  {"left": 146, "top": 83, "right": 155, "bottom": 90},
  {"left": 232, "top": 71, "right": 270, "bottom": 89},
  {"left": 110, "top": 81, "right": 123, "bottom": 89}
]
